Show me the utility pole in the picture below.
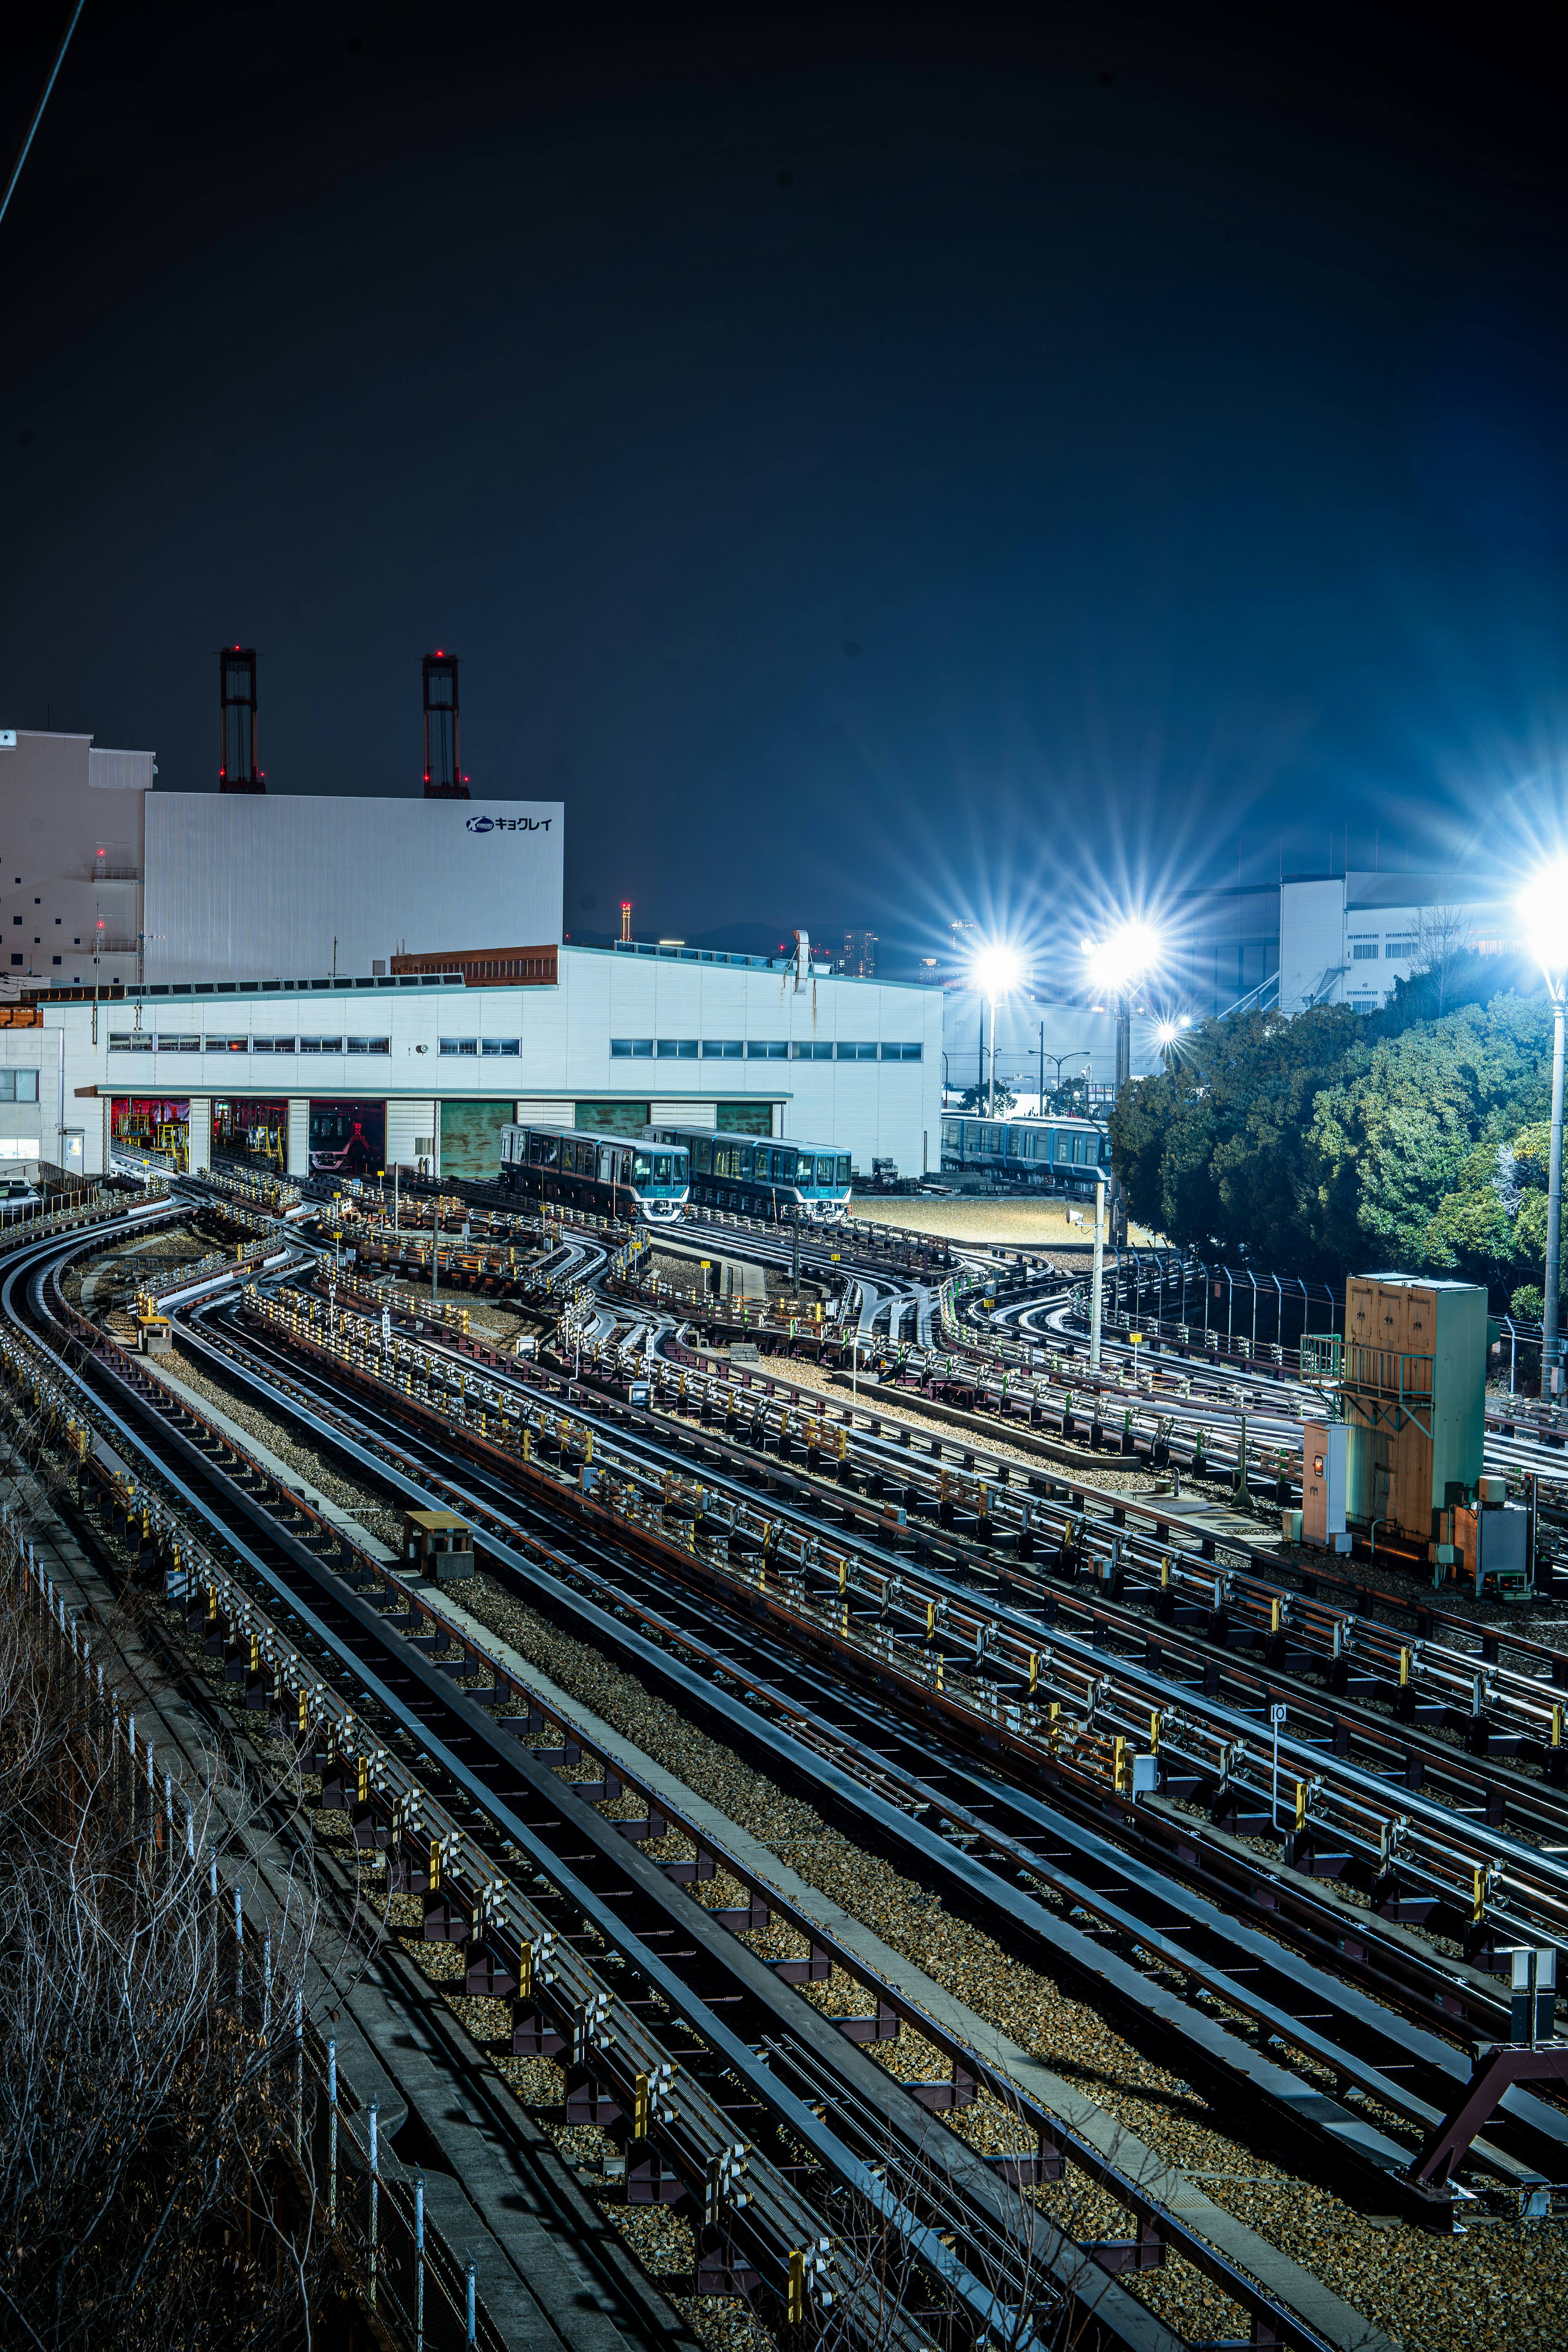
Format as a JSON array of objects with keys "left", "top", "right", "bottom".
[
  {"left": 1546, "top": 980, "right": 1565, "bottom": 1401},
  {"left": 1090, "top": 1172, "right": 1106, "bottom": 1372}
]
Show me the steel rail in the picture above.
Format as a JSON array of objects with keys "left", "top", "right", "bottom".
[
  {"left": 149, "top": 1282, "right": 1568, "bottom": 2209},
  {"left": 2, "top": 1225, "right": 1185, "bottom": 2352},
  {"left": 258, "top": 1287, "right": 1568, "bottom": 1956}
]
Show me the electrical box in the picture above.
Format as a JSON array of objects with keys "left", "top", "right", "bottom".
[
  {"left": 136, "top": 1313, "right": 172, "bottom": 1357},
  {"left": 403, "top": 1509, "right": 475, "bottom": 1582},
  {"left": 1341, "top": 1277, "right": 1487, "bottom": 1544},
  {"left": 1301, "top": 1419, "right": 1347, "bottom": 1547},
  {"left": 1454, "top": 1499, "right": 1529, "bottom": 1596}
]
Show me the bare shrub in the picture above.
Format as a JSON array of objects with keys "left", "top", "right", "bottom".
[{"left": 0, "top": 1548, "right": 336, "bottom": 2351}]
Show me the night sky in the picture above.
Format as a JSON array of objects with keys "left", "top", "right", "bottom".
[{"left": 2, "top": 3, "right": 1566, "bottom": 975}]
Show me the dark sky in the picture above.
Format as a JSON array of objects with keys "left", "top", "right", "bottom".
[{"left": 3, "top": 2, "right": 1567, "bottom": 975}]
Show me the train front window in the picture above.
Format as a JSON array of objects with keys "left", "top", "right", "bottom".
[
  {"left": 835, "top": 1154, "right": 851, "bottom": 1184},
  {"left": 633, "top": 1150, "right": 653, "bottom": 1183},
  {"left": 653, "top": 1154, "right": 672, "bottom": 1183}
]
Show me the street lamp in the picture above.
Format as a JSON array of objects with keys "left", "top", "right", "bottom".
[
  {"left": 1154, "top": 1013, "right": 1191, "bottom": 1067},
  {"left": 1040, "top": 1049, "right": 1094, "bottom": 1110},
  {"left": 1082, "top": 920, "right": 1163, "bottom": 1092},
  {"left": 971, "top": 942, "right": 1025, "bottom": 1118},
  {"left": 1519, "top": 860, "right": 1568, "bottom": 1401}
]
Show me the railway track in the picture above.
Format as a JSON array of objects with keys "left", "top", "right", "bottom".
[
  {"left": 2, "top": 1216, "right": 1281, "bottom": 2352},
  {"left": 23, "top": 1196, "right": 1568, "bottom": 2348},
  {"left": 122, "top": 1269, "right": 1568, "bottom": 2222}
]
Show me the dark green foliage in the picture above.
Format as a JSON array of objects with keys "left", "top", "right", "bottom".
[{"left": 1111, "top": 988, "right": 1558, "bottom": 1302}]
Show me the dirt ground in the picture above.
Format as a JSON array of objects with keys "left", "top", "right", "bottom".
[{"left": 848, "top": 1195, "right": 1160, "bottom": 1249}]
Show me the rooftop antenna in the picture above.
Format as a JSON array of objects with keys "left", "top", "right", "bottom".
[
  {"left": 620, "top": 901, "right": 632, "bottom": 944},
  {"left": 218, "top": 648, "right": 263, "bottom": 791},
  {"left": 423, "top": 651, "right": 468, "bottom": 797}
]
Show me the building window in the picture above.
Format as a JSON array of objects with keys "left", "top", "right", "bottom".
[
  {"left": 610, "top": 1038, "right": 653, "bottom": 1058},
  {"left": 51, "top": 956, "right": 60, "bottom": 966},
  {"left": 438, "top": 1037, "right": 478, "bottom": 1056},
  {"left": 836, "top": 1041, "right": 878, "bottom": 1060},
  {"left": 156, "top": 1035, "right": 200, "bottom": 1053},
  {"left": 205, "top": 1037, "right": 247, "bottom": 1053},
  {"left": 1384, "top": 938, "right": 1417, "bottom": 958},
  {"left": 880, "top": 1042, "right": 922, "bottom": 1060},
  {"left": 107, "top": 1033, "right": 151, "bottom": 1053},
  {"left": 790, "top": 1040, "right": 833, "bottom": 1060},
  {"left": 657, "top": 1039, "right": 699, "bottom": 1059},
  {"left": 702, "top": 1040, "right": 744, "bottom": 1059},
  {"left": 1350, "top": 943, "right": 1379, "bottom": 961},
  {"left": 299, "top": 1036, "right": 343, "bottom": 1054},
  {"left": 746, "top": 1040, "right": 788, "bottom": 1059},
  {"left": 0, "top": 1071, "right": 38, "bottom": 1102},
  {"left": 252, "top": 1036, "right": 295, "bottom": 1052},
  {"left": 480, "top": 1037, "right": 520, "bottom": 1056},
  {"left": 346, "top": 1036, "right": 391, "bottom": 1055}
]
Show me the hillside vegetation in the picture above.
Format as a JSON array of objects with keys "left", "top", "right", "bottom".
[{"left": 1109, "top": 958, "right": 1557, "bottom": 1315}]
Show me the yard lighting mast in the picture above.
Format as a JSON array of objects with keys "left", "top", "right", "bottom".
[
  {"left": 1519, "top": 861, "right": 1568, "bottom": 1400},
  {"left": 970, "top": 943, "right": 1025, "bottom": 1117},
  {"left": 1082, "top": 919, "right": 1163, "bottom": 1094}
]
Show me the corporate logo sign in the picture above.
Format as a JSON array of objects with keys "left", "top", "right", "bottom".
[{"left": 466, "top": 814, "right": 553, "bottom": 835}]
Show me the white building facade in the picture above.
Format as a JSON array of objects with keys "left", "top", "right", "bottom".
[
  {"left": 0, "top": 729, "right": 564, "bottom": 991},
  {"left": 1277, "top": 873, "right": 1515, "bottom": 1016},
  {"left": 22, "top": 942, "right": 942, "bottom": 1185}
]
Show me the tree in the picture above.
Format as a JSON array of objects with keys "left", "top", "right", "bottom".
[
  {"left": 957, "top": 1079, "right": 1016, "bottom": 1114},
  {"left": 1409, "top": 902, "right": 1473, "bottom": 1018},
  {"left": 1109, "top": 1004, "right": 1358, "bottom": 1267},
  {"left": 1108, "top": 985, "right": 1557, "bottom": 1301}
]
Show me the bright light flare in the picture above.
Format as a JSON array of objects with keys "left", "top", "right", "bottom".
[
  {"left": 1083, "top": 918, "right": 1163, "bottom": 995},
  {"left": 1519, "top": 859, "right": 1568, "bottom": 978},
  {"left": 971, "top": 941, "right": 1025, "bottom": 1000}
]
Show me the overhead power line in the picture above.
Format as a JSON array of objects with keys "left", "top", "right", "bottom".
[{"left": 0, "top": 0, "right": 87, "bottom": 238}]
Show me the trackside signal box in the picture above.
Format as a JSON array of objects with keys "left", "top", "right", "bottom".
[
  {"left": 1300, "top": 1419, "right": 1348, "bottom": 1550},
  {"left": 1341, "top": 1276, "right": 1486, "bottom": 1545},
  {"left": 403, "top": 1509, "right": 475, "bottom": 1582}
]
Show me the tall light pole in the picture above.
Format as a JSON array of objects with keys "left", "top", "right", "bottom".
[
  {"left": 971, "top": 944, "right": 1025, "bottom": 1117},
  {"left": 1519, "top": 862, "right": 1568, "bottom": 1399},
  {"left": 1082, "top": 919, "right": 1163, "bottom": 1097},
  {"left": 1548, "top": 996, "right": 1564, "bottom": 1399}
]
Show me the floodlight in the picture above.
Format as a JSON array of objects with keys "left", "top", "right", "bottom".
[
  {"left": 1518, "top": 859, "right": 1568, "bottom": 979},
  {"left": 971, "top": 942, "right": 1024, "bottom": 1000},
  {"left": 1083, "top": 918, "right": 1163, "bottom": 995}
]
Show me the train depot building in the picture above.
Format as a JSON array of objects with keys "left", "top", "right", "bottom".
[{"left": 5, "top": 938, "right": 942, "bottom": 1185}]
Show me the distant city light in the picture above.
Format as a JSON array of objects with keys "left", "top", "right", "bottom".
[
  {"left": 971, "top": 942, "right": 1024, "bottom": 1000},
  {"left": 1518, "top": 860, "right": 1568, "bottom": 978},
  {"left": 1082, "top": 918, "right": 1163, "bottom": 995}
]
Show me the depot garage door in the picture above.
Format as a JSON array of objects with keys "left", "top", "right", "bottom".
[{"left": 440, "top": 1099, "right": 514, "bottom": 1179}]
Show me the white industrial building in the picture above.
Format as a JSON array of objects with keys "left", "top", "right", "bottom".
[
  {"left": 0, "top": 728, "right": 563, "bottom": 989},
  {"left": 1277, "top": 873, "right": 1515, "bottom": 1016},
  {"left": 0, "top": 939, "right": 941, "bottom": 1185}
]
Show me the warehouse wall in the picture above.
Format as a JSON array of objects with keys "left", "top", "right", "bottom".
[{"left": 144, "top": 794, "right": 564, "bottom": 984}]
